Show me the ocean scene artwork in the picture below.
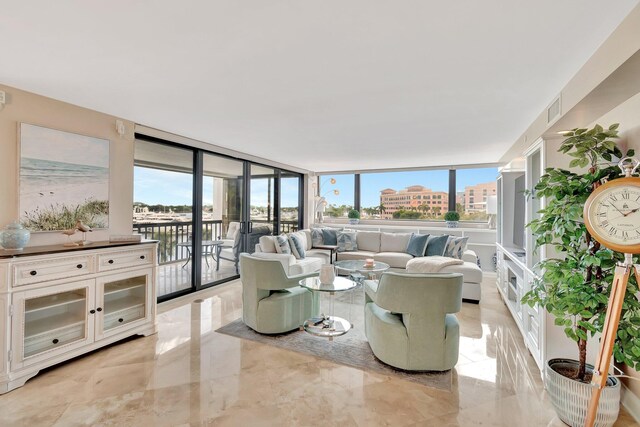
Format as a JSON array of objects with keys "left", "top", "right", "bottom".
[{"left": 19, "top": 123, "right": 110, "bottom": 232}]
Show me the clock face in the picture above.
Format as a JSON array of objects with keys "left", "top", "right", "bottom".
[{"left": 584, "top": 178, "right": 640, "bottom": 252}]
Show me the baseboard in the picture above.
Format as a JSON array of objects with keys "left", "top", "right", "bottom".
[{"left": 621, "top": 383, "right": 640, "bottom": 423}]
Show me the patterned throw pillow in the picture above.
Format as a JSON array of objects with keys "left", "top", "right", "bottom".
[
  {"left": 311, "top": 228, "right": 324, "bottom": 246},
  {"left": 288, "top": 232, "right": 307, "bottom": 259},
  {"left": 336, "top": 231, "right": 358, "bottom": 252},
  {"left": 274, "top": 234, "right": 292, "bottom": 255},
  {"left": 406, "top": 233, "right": 429, "bottom": 257},
  {"left": 444, "top": 236, "right": 469, "bottom": 259},
  {"left": 425, "top": 235, "right": 449, "bottom": 256}
]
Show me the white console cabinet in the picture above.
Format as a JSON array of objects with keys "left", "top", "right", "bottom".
[{"left": 0, "top": 241, "right": 158, "bottom": 393}]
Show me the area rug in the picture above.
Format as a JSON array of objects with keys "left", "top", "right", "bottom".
[{"left": 215, "top": 287, "right": 452, "bottom": 391}]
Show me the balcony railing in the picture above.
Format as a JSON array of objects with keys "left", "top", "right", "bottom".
[{"left": 132, "top": 220, "right": 299, "bottom": 265}]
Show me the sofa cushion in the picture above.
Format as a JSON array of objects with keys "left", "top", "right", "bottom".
[
  {"left": 380, "top": 232, "right": 412, "bottom": 253},
  {"left": 356, "top": 231, "right": 381, "bottom": 252},
  {"left": 275, "top": 234, "right": 292, "bottom": 255},
  {"left": 337, "top": 250, "right": 377, "bottom": 261},
  {"left": 288, "top": 232, "right": 307, "bottom": 259},
  {"left": 444, "top": 236, "right": 469, "bottom": 259},
  {"left": 289, "top": 257, "right": 323, "bottom": 275},
  {"left": 425, "top": 235, "right": 449, "bottom": 256},
  {"left": 439, "top": 261, "right": 483, "bottom": 284},
  {"left": 259, "top": 235, "right": 277, "bottom": 253},
  {"left": 374, "top": 252, "right": 414, "bottom": 269},
  {"left": 301, "top": 229, "right": 313, "bottom": 250},
  {"left": 406, "top": 233, "right": 429, "bottom": 257},
  {"left": 306, "top": 249, "right": 332, "bottom": 263},
  {"left": 321, "top": 228, "right": 338, "bottom": 245},
  {"left": 337, "top": 231, "right": 358, "bottom": 252}
]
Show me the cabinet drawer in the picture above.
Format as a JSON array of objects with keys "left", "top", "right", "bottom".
[
  {"left": 13, "top": 255, "right": 94, "bottom": 287},
  {"left": 97, "top": 248, "right": 153, "bottom": 272}
]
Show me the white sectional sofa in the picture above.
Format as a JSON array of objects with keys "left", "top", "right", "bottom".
[{"left": 254, "top": 229, "right": 483, "bottom": 303}]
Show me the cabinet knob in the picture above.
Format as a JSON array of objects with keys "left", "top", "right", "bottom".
[
  {"left": 90, "top": 309, "right": 96, "bottom": 314},
  {"left": 30, "top": 270, "right": 37, "bottom": 276},
  {"left": 97, "top": 307, "right": 102, "bottom": 312},
  {"left": 108, "top": 259, "right": 114, "bottom": 264},
  {"left": 52, "top": 339, "right": 59, "bottom": 344},
  {"left": 140, "top": 255, "right": 145, "bottom": 260},
  {"left": 77, "top": 264, "right": 83, "bottom": 269},
  {"left": 118, "top": 318, "right": 124, "bottom": 323}
]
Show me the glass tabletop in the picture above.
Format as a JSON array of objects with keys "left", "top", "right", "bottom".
[
  {"left": 335, "top": 260, "right": 390, "bottom": 273},
  {"left": 299, "top": 276, "right": 357, "bottom": 292}
]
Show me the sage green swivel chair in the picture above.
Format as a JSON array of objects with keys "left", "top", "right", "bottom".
[
  {"left": 240, "top": 253, "right": 319, "bottom": 334},
  {"left": 364, "top": 272, "right": 463, "bottom": 371}
]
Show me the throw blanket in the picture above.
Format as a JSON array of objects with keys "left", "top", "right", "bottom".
[{"left": 407, "top": 256, "right": 463, "bottom": 273}]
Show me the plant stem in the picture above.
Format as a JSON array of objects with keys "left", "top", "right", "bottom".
[{"left": 577, "top": 328, "right": 587, "bottom": 381}]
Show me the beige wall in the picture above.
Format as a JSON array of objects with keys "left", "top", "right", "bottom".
[{"left": 0, "top": 84, "right": 135, "bottom": 246}]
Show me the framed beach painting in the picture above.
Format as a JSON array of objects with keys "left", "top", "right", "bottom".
[{"left": 18, "top": 123, "right": 110, "bottom": 232}]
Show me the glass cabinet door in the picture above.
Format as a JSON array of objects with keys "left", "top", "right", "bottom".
[
  {"left": 14, "top": 280, "right": 94, "bottom": 367},
  {"left": 96, "top": 270, "right": 151, "bottom": 338}
]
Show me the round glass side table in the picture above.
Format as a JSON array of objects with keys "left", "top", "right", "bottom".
[
  {"left": 334, "top": 260, "right": 390, "bottom": 283},
  {"left": 299, "top": 276, "right": 357, "bottom": 340}
]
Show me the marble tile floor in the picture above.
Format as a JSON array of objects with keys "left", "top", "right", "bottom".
[
  {"left": 1, "top": 275, "right": 638, "bottom": 426},
  {"left": 157, "top": 259, "right": 238, "bottom": 298}
]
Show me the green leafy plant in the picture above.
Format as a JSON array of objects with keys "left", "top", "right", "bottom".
[
  {"left": 444, "top": 211, "right": 460, "bottom": 222},
  {"left": 522, "top": 123, "right": 640, "bottom": 382},
  {"left": 348, "top": 209, "right": 360, "bottom": 219}
]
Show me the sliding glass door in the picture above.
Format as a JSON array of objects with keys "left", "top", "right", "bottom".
[
  {"left": 201, "top": 153, "right": 244, "bottom": 286},
  {"left": 134, "top": 137, "right": 304, "bottom": 301}
]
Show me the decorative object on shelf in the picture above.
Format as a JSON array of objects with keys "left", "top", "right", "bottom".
[
  {"left": 18, "top": 123, "right": 110, "bottom": 232},
  {"left": 75, "top": 220, "right": 93, "bottom": 246},
  {"left": 347, "top": 209, "right": 360, "bottom": 224},
  {"left": 109, "top": 234, "right": 142, "bottom": 243},
  {"left": 444, "top": 211, "right": 459, "bottom": 228},
  {"left": 522, "top": 124, "right": 640, "bottom": 427},
  {"left": 0, "top": 221, "right": 31, "bottom": 250},
  {"left": 61, "top": 227, "right": 78, "bottom": 247},
  {"left": 319, "top": 264, "right": 336, "bottom": 285}
]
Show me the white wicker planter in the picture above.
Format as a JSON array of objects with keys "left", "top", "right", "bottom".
[{"left": 546, "top": 359, "right": 620, "bottom": 427}]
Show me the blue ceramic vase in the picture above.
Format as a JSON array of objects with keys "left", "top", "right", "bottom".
[{"left": 0, "top": 221, "right": 31, "bottom": 250}]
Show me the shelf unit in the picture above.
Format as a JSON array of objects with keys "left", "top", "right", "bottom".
[
  {"left": 0, "top": 241, "right": 158, "bottom": 394},
  {"left": 496, "top": 138, "right": 579, "bottom": 375}
]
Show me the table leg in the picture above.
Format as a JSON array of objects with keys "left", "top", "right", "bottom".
[
  {"left": 215, "top": 245, "right": 222, "bottom": 271},
  {"left": 182, "top": 247, "right": 191, "bottom": 269}
]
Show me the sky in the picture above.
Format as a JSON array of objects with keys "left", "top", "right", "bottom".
[
  {"left": 134, "top": 167, "right": 300, "bottom": 207},
  {"left": 134, "top": 166, "right": 497, "bottom": 209}
]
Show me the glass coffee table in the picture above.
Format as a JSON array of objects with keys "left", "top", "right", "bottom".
[
  {"left": 335, "top": 260, "right": 390, "bottom": 282},
  {"left": 299, "top": 276, "right": 357, "bottom": 340}
]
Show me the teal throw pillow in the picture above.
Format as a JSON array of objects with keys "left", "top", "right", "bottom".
[
  {"left": 406, "top": 233, "right": 429, "bottom": 257},
  {"left": 310, "top": 228, "right": 324, "bottom": 246},
  {"left": 321, "top": 228, "right": 338, "bottom": 245},
  {"left": 288, "top": 233, "right": 306, "bottom": 259},
  {"left": 274, "top": 234, "right": 292, "bottom": 255},
  {"left": 425, "top": 235, "right": 449, "bottom": 256},
  {"left": 444, "top": 236, "right": 469, "bottom": 259},
  {"left": 337, "top": 231, "right": 358, "bottom": 252}
]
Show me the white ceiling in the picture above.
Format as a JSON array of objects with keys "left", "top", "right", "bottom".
[{"left": 1, "top": 1, "right": 639, "bottom": 172}]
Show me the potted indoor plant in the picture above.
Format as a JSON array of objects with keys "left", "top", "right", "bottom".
[
  {"left": 522, "top": 124, "right": 640, "bottom": 427},
  {"left": 348, "top": 209, "right": 360, "bottom": 224},
  {"left": 444, "top": 211, "right": 459, "bottom": 228}
]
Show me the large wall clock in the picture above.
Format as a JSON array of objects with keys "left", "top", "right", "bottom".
[{"left": 584, "top": 176, "right": 640, "bottom": 254}]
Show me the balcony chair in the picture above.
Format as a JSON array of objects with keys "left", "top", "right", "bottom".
[
  {"left": 218, "top": 221, "right": 241, "bottom": 248},
  {"left": 364, "top": 272, "right": 463, "bottom": 371},
  {"left": 239, "top": 253, "right": 319, "bottom": 334},
  {"left": 218, "top": 225, "right": 272, "bottom": 273}
]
